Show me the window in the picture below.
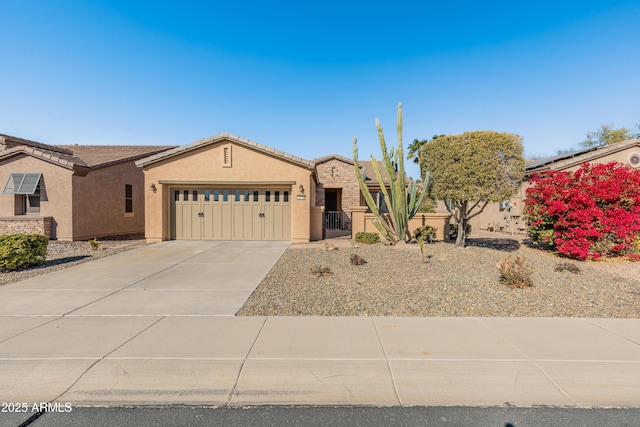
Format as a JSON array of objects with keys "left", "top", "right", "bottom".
[
  {"left": 3, "top": 173, "right": 43, "bottom": 215},
  {"left": 284, "top": 191, "right": 289, "bottom": 202},
  {"left": 125, "top": 184, "right": 133, "bottom": 213},
  {"left": 3, "top": 173, "right": 41, "bottom": 194},
  {"left": 21, "top": 183, "right": 41, "bottom": 214}
]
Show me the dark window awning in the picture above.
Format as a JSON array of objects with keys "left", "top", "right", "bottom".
[{"left": 2, "top": 173, "right": 42, "bottom": 195}]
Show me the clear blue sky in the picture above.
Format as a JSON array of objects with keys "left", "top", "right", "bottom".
[{"left": 1, "top": 0, "right": 639, "bottom": 179}]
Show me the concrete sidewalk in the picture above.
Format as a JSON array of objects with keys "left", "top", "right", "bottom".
[
  {"left": 1, "top": 241, "right": 639, "bottom": 409},
  {"left": 1, "top": 316, "right": 639, "bottom": 407}
]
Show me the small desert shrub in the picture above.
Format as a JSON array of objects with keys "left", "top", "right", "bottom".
[
  {"left": 414, "top": 225, "right": 437, "bottom": 243},
  {"left": 496, "top": 255, "right": 533, "bottom": 288},
  {"left": 0, "top": 234, "right": 48, "bottom": 271},
  {"left": 310, "top": 265, "right": 333, "bottom": 277},
  {"left": 88, "top": 238, "right": 101, "bottom": 250},
  {"left": 355, "top": 232, "right": 380, "bottom": 244},
  {"left": 554, "top": 262, "right": 581, "bottom": 274}
]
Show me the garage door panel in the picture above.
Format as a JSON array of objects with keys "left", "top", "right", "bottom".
[{"left": 172, "top": 188, "right": 290, "bottom": 241}]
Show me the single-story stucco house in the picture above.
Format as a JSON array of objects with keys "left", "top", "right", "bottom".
[
  {"left": 469, "top": 138, "right": 640, "bottom": 234},
  {"left": 136, "top": 133, "right": 451, "bottom": 243},
  {"left": 0, "top": 133, "right": 174, "bottom": 240}
]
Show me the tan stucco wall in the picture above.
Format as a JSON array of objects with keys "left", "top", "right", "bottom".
[
  {"left": 140, "top": 140, "right": 315, "bottom": 243},
  {"left": 0, "top": 154, "right": 73, "bottom": 239},
  {"left": 72, "top": 161, "right": 146, "bottom": 240},
  {"left": 350, "top": 207, "right": 450, "bottom": 241}
]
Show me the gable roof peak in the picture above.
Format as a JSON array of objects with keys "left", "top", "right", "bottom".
[{"left": 136, "top": 132, "right": 315, "bottom": 169}]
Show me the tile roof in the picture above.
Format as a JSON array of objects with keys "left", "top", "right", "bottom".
[
  {"left": 57, "top": 145, "right": 176, "bottom": 168},
  {"left": 136, "top": 132, "right": 315, "bottom": 169},
  {"left": 525, "top": 138, "right": 640, "bottom": 174},
  {"left": 0, "top": 133, "right": 74, "bottom": 155},
  {"left": 0, "top": 133, "right": 175, "bottom": 171},
  {"left": 313, "top": 154, "right": 355, "bottom": 165},
  {"left": 0, "top": 145, "right": 87, "bottom": 171}
]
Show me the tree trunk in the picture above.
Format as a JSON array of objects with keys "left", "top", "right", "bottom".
[{"left": 455, "top": 201, "right": 468, "bottom": 247}]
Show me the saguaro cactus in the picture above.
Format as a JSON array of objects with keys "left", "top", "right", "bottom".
[{"left": 352, "top": 103, "right": 429, "bottom": 244}]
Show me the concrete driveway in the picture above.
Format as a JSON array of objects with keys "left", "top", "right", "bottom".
[{"left": 0, "top": 240, "right": 289, "bottom": 317}]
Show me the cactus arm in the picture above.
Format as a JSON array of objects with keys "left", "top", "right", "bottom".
[
  {"left": 353, "top": 138, "right": 398, "bottom": 244},
  {"left": 353, "top": 138, "right": 380, "bottom": 216},
  {"left": 369, "top": 155, "right": 398, "bottom": 237}
]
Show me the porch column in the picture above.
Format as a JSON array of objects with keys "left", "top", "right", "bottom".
[
  {"left": 350, "top": 206, "right": 368, "bottom": 237},
  {"left": 310, "top": 206, "right": 324, "bottom": 241}
]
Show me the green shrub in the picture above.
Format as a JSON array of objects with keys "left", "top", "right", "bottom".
[
  {"left": 355, "top": 232, "right": 380, "bottom": 244},
  {"left": 88, "top": 238, "right": 101, "bottom": 250},
  {"left": 496, "top": 255, "right": 533, "bottom": 288},
  {"left": 0, "top": 234, "right": 48, "bottom": 271}
]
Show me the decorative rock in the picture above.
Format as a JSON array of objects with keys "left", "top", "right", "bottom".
[{"left": 350, "top": 253, "right": 366, "bottom": 265}]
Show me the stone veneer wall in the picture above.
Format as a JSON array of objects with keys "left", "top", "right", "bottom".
[
  {"left": 0, "top": 217, "right": 53, "bottom": 238},
  {"left": 315, "top": 159, "right": 361, "bottom": 212}
]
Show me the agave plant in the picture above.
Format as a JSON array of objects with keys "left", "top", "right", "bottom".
[{"left": 352, "top": 103, "right": 429, "bottom": 244}]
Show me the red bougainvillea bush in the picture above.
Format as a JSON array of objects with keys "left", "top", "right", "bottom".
[{"left": 524, "top": 162, "right": 640, "bottom": 261}]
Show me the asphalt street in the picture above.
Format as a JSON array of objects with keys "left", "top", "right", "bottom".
[{"left": 5, "top": 406, "right": 640, "bottom": 427}]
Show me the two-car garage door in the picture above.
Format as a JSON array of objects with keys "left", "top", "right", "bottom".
[{"left": 171, "top": 188, "right": 291, "bottom": 240}]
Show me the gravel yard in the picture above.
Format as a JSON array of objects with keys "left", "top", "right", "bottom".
[
  {"left": 237, "top": 236, "right": 640, "bottom": 318},
  {"left": 0, "top": 236, "right": 147, "bottom": 286}
]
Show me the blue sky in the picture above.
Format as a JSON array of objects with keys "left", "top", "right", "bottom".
[{"left": 1, "top": 0, "right": 639, "bottom": 178}]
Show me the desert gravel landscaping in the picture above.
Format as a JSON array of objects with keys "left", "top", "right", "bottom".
[{"left": 237, "top": 235, "right": 640, "bottom": 318}]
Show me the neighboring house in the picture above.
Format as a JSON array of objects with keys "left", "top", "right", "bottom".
[
  {"left": 469, "top": 138, "right": 640, "bottom": 234},
  {"left": 0, "top": 133, "right": 174, "bottom": 240}
]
